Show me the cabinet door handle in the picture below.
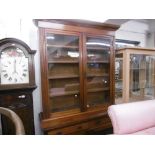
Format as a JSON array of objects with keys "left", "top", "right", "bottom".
[{"left": 86, "top": 104, "right": 90, "bottom": 108}]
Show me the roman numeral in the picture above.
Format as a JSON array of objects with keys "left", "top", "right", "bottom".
[
  {"left": 8, "top": 77, "right": 12, "bottom": 81},
  {"left": 14, "top": 78, "right": 17, "bottom": 82},
  {"left": 4, "top": 74, "right": 8, "bottom": 78},
  {"left": 23, "top": 69, "right": 27, "bottom": 72},
  {"left": 22, "top": 73, "right": 26, "bottom": 77}
]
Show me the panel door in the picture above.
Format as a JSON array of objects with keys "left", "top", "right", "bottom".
[
  {"left": 83, "top": 35, "right": 113, "bottom": 109},
  {"left": 44, "top": 31, "right": 83, "bottom": 114}
]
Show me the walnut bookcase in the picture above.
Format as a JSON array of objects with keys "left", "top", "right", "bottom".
[{"left": 36, "top": 20, "right": 119, "bottom": 134}]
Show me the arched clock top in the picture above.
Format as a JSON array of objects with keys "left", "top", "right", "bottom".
[{"left": 0, "top": 38, "right": 36, "bottom": 56}]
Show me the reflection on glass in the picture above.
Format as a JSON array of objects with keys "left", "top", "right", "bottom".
[
  {"left": 46, "top": 34, "right": 79, "bottom": 62},
  {"left": 86, "top": 38, "right": 111, "bottom": 47},
  {"left": 46, "top": 33, "right": 80, "bottom": 112}
]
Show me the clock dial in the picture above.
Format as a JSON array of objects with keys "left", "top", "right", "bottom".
[{"left": 0, "top": 47, "right": 29, "bottom": 84}]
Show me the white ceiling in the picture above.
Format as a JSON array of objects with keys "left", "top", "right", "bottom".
[
  {"left": 104, "top": 19, "right": 155, "bottom": 26},
  {"left": 105, "top": 19, "right": 130, "bottom": 26}
]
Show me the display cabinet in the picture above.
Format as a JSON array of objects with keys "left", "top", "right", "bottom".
[
  {"left": 115, "top": 47, "right": 155, "bottom": 104},
  {"left": 36, "top": 20, "right": 119, "bottom": 134}
]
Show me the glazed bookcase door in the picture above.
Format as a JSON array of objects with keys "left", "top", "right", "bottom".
[
  {"left": 84, "top": 35, "right": 112, "bottom": 109},
  {"left": 129, "top": 54, "right": 155, "bottom": 101},
  {"left": 45, "top": 32, "right": 82, "bottom": 113}
]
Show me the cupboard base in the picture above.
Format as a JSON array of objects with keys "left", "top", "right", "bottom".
[{"left": 41, "top": 110, "right": 112, "bottom": 135}]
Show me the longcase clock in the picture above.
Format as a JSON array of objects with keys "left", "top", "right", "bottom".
[{"left": 0, "top": 38, "right": 36, "bottom": 135}]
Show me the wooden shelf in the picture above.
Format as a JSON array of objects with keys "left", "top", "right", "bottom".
[
  {"left": 47, "top": 44, "right": 78, "bottom": 49},
  {"left": 87, "top": 73, "right": 109, "bottom": 77},
  {"left": 87, "top": 46, "right": 110, "bottom": 50},
  {"left": 49, "top": 88, "right": 79, "bottom": 97},
  {"left": 87, "top": 61, "right": 109, "bottom": 63},
  {"left": 87, "top": 87, "right": 110, "bottom": 93},
  {"left": 48, "top": 75, "right": 79, "bottom": 79},
  {"left": 48, "top": 60, "right": 79, "bottom": 64}
]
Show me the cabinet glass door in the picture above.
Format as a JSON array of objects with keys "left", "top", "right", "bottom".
[
  {"left": 85, "top": 36, "right": 111, "bottom": 108},
  {"left": 46, "top": 33, "right": 81, "bottom": 113},
  {"left": 130, "top": 54, "right": 155, "bottom": 101}
]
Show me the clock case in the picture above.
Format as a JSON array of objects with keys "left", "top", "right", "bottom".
[
  {"left": 0, "top": 38, "right": 36, "bottom": 134},
  {"left": 0, "top": 38, "right": 36, "bottom": 91}
]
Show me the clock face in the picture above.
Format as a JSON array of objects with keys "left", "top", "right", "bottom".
[{"left": 0, "top": 47, "right": 29, "bottom": 84}]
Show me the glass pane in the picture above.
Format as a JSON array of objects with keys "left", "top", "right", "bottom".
[
  {"left": 86, "top": 36, "right": 111, "bottom": 108},
  {"left": 87, "top": 91, "right": 110, "bottom": 107},
  {"left": 46, "top": 34, "right": 79, "bottom": 62},
  {"left": 46, "top": 33, "right": 80, "bottom": 113},
  {"left": 115, "top": 53, "right": 123, "bottom": 104},
  {"left": 130, "top": 54, "right": 155, "bottom": 102}
]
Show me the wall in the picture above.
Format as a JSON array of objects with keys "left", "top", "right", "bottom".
[
  {"left": 115, "top": 20, "right": 150, "bottom": 47},
  {"left": 146, "top": 20, "right": 155, "bottom": 48},
  {"left": 0, "top": 19, "right": 42, "bottom": 134}
]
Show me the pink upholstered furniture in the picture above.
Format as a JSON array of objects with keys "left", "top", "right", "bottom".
[{"left": 108, "top": 100, "right": 155, "bottom": 134}]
